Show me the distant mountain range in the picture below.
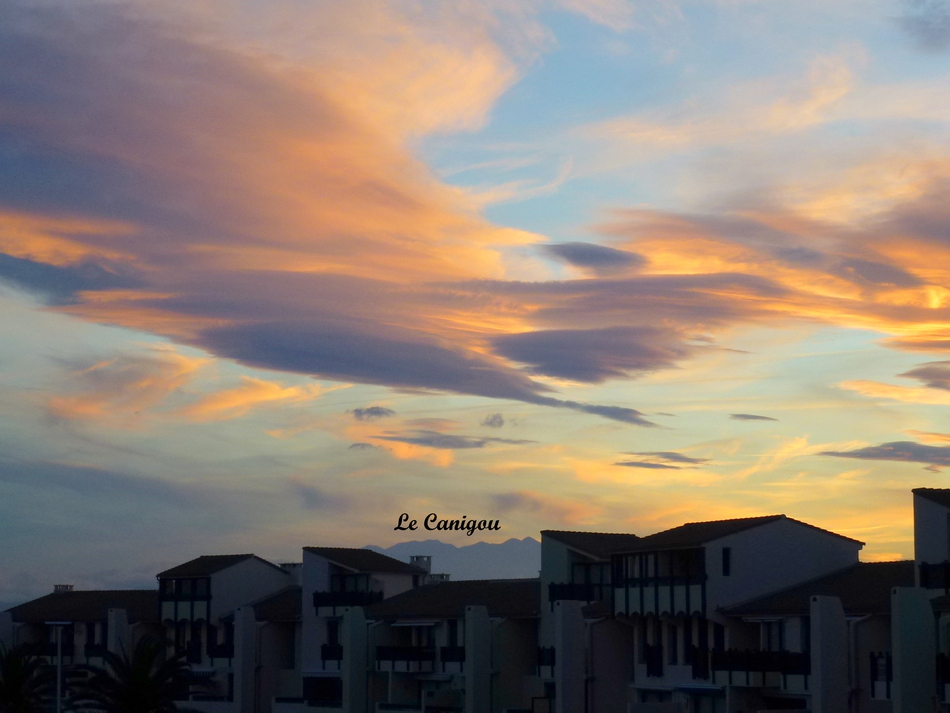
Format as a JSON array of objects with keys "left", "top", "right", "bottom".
[{"left": 366, "top": 537, "right": 541, "bottom": 581}]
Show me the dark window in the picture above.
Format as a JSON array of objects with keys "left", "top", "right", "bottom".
[
  {"left": 713, "top": 623, "right": 725, "bottom": 651},
  {"left": 722, "top": 548, "right": 731, "bottom": 577},
  {"left": 160, "top": 579, "right": 175, "bottom": 597},
  {"left": 667, "top": 622, "right": 678, "bottom": 664},
  {"left": 304, "top": 677, "right": 342, "bottom": 706},
  {"left": 195, "top": 578, "right": 209, "bottom": 597},
  {"left": 179, "top": 579, "right": 193, "bottom": 598},
  {"left": 447, "top": 620, "right": 459, "bottom": 647},
  {"left": 327, "top": 619, "right": 340, "bottom": 647}
]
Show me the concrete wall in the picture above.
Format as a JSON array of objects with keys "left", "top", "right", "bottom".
[
  {"left": 492, "top": 618, "right": 537, "bottom": 713},
  {"left": 211, "top": 558, "right": 292, "bottom": 622},
  {"left": 553, "top": 600, "right": 584, "bottom": 713},
  {"left": 891, "top": 586, "right": 936, "bottom": 713},
  {"left": 707, "top": 518, "right": 861, "bottom": 609},
  {"left": 915, "top": 493, "right": 950, "bottom": 568},
  {"left": 466, "top": 605, "right": 491, "bottom": 713},
  {"left": 810, "top": 595, "right": 848, "bottom": 713},
  {"left": 588, "top": 618, "right": 633, "bottom": 713}
]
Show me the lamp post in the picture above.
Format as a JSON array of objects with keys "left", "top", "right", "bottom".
[{"left": 46, "top": 621, "right": 70, "bottom": 713}]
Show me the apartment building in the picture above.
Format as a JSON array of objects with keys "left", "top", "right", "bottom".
[
  {"left": 7, "top": 488, "right": 950, "bottom": 713},
  {"left": 0, "top": 586, "right": 161, "bottom": 662}
]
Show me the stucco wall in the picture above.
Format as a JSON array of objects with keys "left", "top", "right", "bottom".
[{"left": 706, "top": 517, "right": 861, "bottom": 609}]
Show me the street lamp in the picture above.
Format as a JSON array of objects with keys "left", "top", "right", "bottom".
[{"left": 45, "top": 621, "right": 70, "bottom": 713}]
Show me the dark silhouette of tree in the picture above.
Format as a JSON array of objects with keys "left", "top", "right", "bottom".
[
  {"left": 0, "top": 643, "right": 54, "bottom": 713},
  {"left": 70, "top": 637, "right": 212, "bottom": 713}
]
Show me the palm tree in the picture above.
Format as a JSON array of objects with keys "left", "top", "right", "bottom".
[
  {"left": 0, "top": 643, "right": 54, "bottom": 713},
  {"left": 70, "top": 637, "right": 212, "bottom": 713}
]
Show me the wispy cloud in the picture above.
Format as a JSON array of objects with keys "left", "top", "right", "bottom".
[
  {"left": 615, "top": 450, "right": 711, "bottom": 469},
  {"left": 373, "top": 430, "right": 535, "bottom": 450},
  {"left": 822, "top": 440, "right": 950, "bottom": 470},
  {"left": 481, "top": 413, "right": 505, "bottom": 428},
  {"left": 352, "top": 406, "right": 396, "bottom": 421},
  {"left": 730, "top": 413, "right": 778, "bottom": 422}
]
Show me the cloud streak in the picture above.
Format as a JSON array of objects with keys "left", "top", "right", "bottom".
[{"left": 821, "top": 441, "right": 950, "bottom": 469}]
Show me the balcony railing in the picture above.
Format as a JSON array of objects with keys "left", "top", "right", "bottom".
[
  {"left": 376, "top": 646, "right": 435, "bottom": 663},
  {"left": 711, "top": 649, "right": 810, "bottom": 676},
  {"left": 645, "top": 645, "right": 663, "bottom": 678},
  {"left": 617, "top": 574, "right": 708, "bottom": 587},
  {"left": 314, "top": 591, "right": 384, "bottom": 609},
  {"left": 322, "top": 644, "right": 344, "bottom": 662},
  {"left": 440, "top": 646, "right": 465, "bottom": 663},
  {"left": 548, "top": 583, "right": 610, "bottom": 607}
]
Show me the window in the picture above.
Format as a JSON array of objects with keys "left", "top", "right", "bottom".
[
  {"left": 327, "top": 619, "right": 340, "bottom": 647},
  {"left": 721, "top": 548, "right": 731, "bottom": 577},
  {"left": 667, "top": 621, "right": 678, "bottom": 664},
  {"left": 713, "top": 623, "right": 725, "bottom": 651},
  {"left": 763, "top": 621, "right": 784, "bottom": 652}
]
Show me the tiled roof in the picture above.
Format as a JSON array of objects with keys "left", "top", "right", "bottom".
[
  {"left": 541, "top": 530, "right": 641, "bottom": 559},
  {"left": 723, "top": 561, "right": 914, "bottom": 617},
  {"left": 303, "top": 547, "right": 426, "bottom": 575},
  {"left": 157, "top": 554, "right": 287, "bottom": 578},
  {"left": 614, "top": 515, "right": 862, "bottom": 553},
  {"left": 221, "top": 586, "right": 302, "bottom": 623},
  {"left": 913, "top": 488, "right": 950, "bottom": 509},
  {"left": 366, "top": 579, "right": 539, "bottom": 620},
  {"left": 251, "top": 586, "right": 301, "bottom": 622},
  {"left": 6, "top": 590, "right": 159, "bottom": 624}
]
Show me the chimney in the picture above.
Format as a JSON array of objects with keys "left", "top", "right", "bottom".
[
  {"left": 53, "top": 584, "right": 74, "bottom": 593},
  {"left": 410, "top": 555, "right": 432, "bottom": 573}
]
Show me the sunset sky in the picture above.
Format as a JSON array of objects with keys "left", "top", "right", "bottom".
[{"left": 3, "top": 0, "right": 950, "bottom": 602}]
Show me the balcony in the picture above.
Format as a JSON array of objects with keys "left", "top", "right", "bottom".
[
  {"left": 614, "top": 575, "right": 707, "bottom": 617},
  {"left": 439, "top": 646, "right": 465, "bottom": 672},
  {"left": 548, "top": 583, "right": 611, "bottom": 608},
  {"left": 376, "top": 646, "right": 435, "bottom": 673},
  {"left": 710, "top": 649, "right": 809, "bottom": 688},
  {"left": 313, "top": 591, "right": 384, "bottom": 612}
]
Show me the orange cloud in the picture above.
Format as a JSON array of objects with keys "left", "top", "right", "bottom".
[
  {"left": 177, "top": 376, "right": 325, "bottom": 422},
  {"left": 47, "top": 349, "right": 208, "bottom": 427}
]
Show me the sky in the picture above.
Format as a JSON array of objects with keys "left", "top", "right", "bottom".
[{"left": 3, "top": 0, "right": 950, "bottom": 603}]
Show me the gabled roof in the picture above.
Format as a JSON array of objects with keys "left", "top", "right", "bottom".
[
  {"left": 366, "top": 579, "right": 539, "bottom": 620},
  {"left": 303, "top": 547, "right": 426, "bottom": 575},
  {"left": 913, "top": 488, "right": 950, "bottom": 509},
  {"left": 614, "top": 514, "right": 862, "bottom": 553},
  {"left": 541, "top": 530, "right": 641, "bottom": 559},
  {"left": 723, "top": 561, "right": 914, "bottom": 617},
  {"left": 157, "top": 554, "right": 287, "bottom": 578},
  {"left": 221, "top": 586, "right": 301, "bottom": 623},
  {"left": 6, "top": 590, "right": 159, "bottom": 624}
]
